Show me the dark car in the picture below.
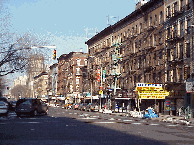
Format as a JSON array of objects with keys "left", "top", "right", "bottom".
[
  {"left": 15, "top": 98, "right": 48, "bottom": 117},
  {"left": 78, "top": 103, "right": 88, "bottom": 111},
  {"left": 86, "top": 103, "right": 99, "bottom": 112}
]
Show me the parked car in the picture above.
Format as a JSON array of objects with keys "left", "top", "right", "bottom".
[
  {"left": 78, "top": 103, "right": 88, "bottom": 111},
  {"left": 15, "top": 98, "right": 48, "bottom": 117},
  {"left": 0, "top": 101, "right": 9, "bottom": 116},
  {"left": 72, "top": 103, "right": 80, "bottom": 110},
  {"left": 86, "top": 103, "right": 99, "bottom": 112},
  {"left": 0, "top": 97, "right": 11, "bottom": 111},
  {"left": 63, "top": 103, "right": 73, "bottom": 109}
]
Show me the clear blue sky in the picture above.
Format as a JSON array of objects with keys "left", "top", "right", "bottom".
[{"left": 1, "top": 0, "right": 138, "bottom": 58}]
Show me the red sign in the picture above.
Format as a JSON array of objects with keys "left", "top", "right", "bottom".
[{"left": 97, "top": 69, "right": 100, "bottom": 82}]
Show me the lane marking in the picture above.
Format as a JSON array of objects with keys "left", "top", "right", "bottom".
[
  {"left": 78, "top": 117, "right": 97, "bottom": 119},
  {"left": 123, "top": 120, "right": 133, "bottom": 122},
  {"left": 17, "top": 122, "right": 41, "bottom": 124},
  {"left": 132, "top": 123, "right": 142, "bottom": 125},
  {"left": 150, "top": 124, "right": 159, "bottom": 126},
  {"left": 94, "top": 122, "right": 117, "bottom": 124},
  {"left": 167, "top": 124, "right": 178, "bottom": 127}
]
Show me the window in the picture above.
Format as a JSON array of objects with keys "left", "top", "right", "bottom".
[
  {"left": 159, "top": 31, "right": 162, "bottom": 43},
  {"left": 158, "top": 72, "right": 161, "bottom": 82},
  {"left": 154, "top": 14, "right": 157, "bottom": 25},
  {"left": 154, "top": 34, "right": 157, "bottom": 46},
  {"left": 167, "top": 6, "right": 170, "bottom": 18},
  {"left": 140, "top": 23, "right": 142, "bottom": 33},
  {"left": 159, "top": 51, "right": 162, "bottom": 64},
  {"left": 180, "top": 44, "right": 183, "bottom": 59},
  {"left": 167, "top": 27, "right": 170, "bottom": 38},
  {"left": 174, "top": 24, "right": 177, "bottom": 37},
  {"left": 76, "top": 78, "right": 79, "bottom": 84},
  {"left": 187, "top": 19, "right": 191, "bottom": 34},
  {"left": 186, "top": 42, "right": 190, "bottom": 58},
  {"left": 154, "top": 53, "right": 156, "bottom": 65},
  {"left": 77, "top": 59, "right": 81, "bottom": 66},
  {"left": 153, "top": 73, "right": 156, "bottom": 83},
  {"left": 180, "top": 0, "right": 183, "bottom": 10},
  {"left": 76, "top": 68, "right": 80, "bottom": 75},
  {"left": 173, "top": 2, "right": 177, "bottom": 13},
  {"left": 149, "top": 16, "right": 152, "bottom": 26},
  {"left": 180, "top": 21, "right": 184, "bottom": 36}
]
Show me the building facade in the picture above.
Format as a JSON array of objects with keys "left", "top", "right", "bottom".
[
  {"left": 86, "top": 0, "right": 194, "bottom": 115},
  {"left": 57, "top": 52, "right": 87, "bottom": 103}
]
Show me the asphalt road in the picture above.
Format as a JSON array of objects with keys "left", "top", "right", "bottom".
[{"left": 0, "top": 107, "right": 193, "bottom": 145}]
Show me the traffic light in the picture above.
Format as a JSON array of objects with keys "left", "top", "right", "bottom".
[{"left": 53, "top": 49, "right": 56, "bottom": 60}]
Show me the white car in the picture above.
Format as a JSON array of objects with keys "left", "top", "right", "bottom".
[{"left": 0, "top": 101, "right": 9, "bottom": 116}]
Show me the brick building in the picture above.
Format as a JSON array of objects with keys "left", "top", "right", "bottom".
[
  {"left": 57, "top": 52, "right": 87, "bottom": 103},
  {"left": 85, "top": 0, "right": 194, "bottom": 115}
]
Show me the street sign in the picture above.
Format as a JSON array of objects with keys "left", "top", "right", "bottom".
[
  {"left": 186, "top": 80, "right": 194, "bottom": 93},
  {"left": 103, "top": 69, "right": 105, "bottom": 82},
  {"left": 99, "top": 90, "right": 103, "bottom": 94}
]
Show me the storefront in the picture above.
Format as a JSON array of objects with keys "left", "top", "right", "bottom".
[{"left": 136, "top": 83, "right": 169, "bottom": 114}]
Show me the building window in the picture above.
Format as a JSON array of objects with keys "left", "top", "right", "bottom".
[
  {"left": 180, "top": 44, "right": 183, "bottom": 59},
  {"left": 154, "top": 34, "right": 157, "bottom": 46},
  {"left": 76, "top": 78, "right": 79, "bottom": 84},
  {"left": 160, "top": 11, "right": 163, "bottom": 24},
  {"left": 154, "top": 14, "right": 157, "bottom": 26},
  {"left": 166, "top": 6, "right": 170, "bottom": 18},
  {"left": 76, "top": 68, "right": 80, "bottom": 75},
  {"left": 153, "top": 73, "right": 156, "bottom": 83},
  {"left": 186, "top": 42, "right": 190, "bottom": 58},
  {"left": 173, "top": 2, "right": 177, "bottom": 13},
  {"left": 167, "top": 27, "right": 170, "bottom": 39},
  {"left": 180, "top": 21, "right": 184, "bottom": 36},
  {"left": 158, "top": 72, "right": 161, "bottom": 82},
  {"left": 187, "top": 19, "right": 191, "bottom": 34},
  {"left": 140, "top": 23, "right": 142, "bottom": 33},
  {"left": 149, "top": 16, "right": 152, "bottom": 26},
  {"left": 174, "top": 24, "right": 177, "bottom": 37}
]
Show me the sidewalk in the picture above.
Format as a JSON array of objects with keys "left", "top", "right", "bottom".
[{"left": 99, "top": 109, "right": 194, "bottom": 125}]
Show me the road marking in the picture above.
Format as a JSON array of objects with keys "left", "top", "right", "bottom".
[
  {"left": 92, "top": 116, "right": 99, "bottom": 117},
  {"left": 186, "top": 126, "right": 194, "bottom": 127},
  {"left": 123, "top": 120, "right": 133, "bottom": 122},
  {"left": 167, "top": 124, "right": 178, "bottom": 127},
  {"left": 74, "top": 113, "right": 77, "bottom": 114},
  {"left": 94, "top": 122, "right": 117, "bottom": 124},
  {"left": 17, "top": 122, "right": 41, "bottom": 124},
  {"left": 31, "top": 129, "right": 34, "bottom": 130},
  {"left": 109, "top": 118, "right": 115, "bottom": 120},
  {"left": 69, "top": 113, "right": 72, "bottom": 114},
  {"left": 132, "top": 123, "right": 142, "bottom": 125},
  {"left": 78, "top": 117, "right": 97, "bottom": 119},
  {"left": 149, "top": 124, "right": 159, "bottom": 126}
]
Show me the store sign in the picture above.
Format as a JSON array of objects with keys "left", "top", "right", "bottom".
[
  {"left": 136, "top": 83, "right": 169, "bottom": 99},
  {"left": 186, "top": 81, "right": 194, "bottom": 93}
]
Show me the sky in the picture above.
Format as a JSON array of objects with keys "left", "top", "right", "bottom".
[
  {"left": 1, "top": 0, "right": 139, "bottom": 58},
  {"left": 1, "top": 0, "right": 145, "bottom": 89}
]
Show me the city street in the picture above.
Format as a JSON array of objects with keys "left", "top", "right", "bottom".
[{"left": 0, "top": 107, "right": 194, "bottom": 145}]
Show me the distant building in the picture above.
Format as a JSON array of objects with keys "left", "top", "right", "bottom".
[
  {"left": 57, "top": 52, "right": 87, "bottom": 103},
  {"left": 14, "top": 75, "right": 27, "bottom": 86}
]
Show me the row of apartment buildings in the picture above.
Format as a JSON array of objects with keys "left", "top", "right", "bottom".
[
  {"left": 85, "top": 0, "right": 194, "bottom": 115},
  {"left": 12, "top": 0, "right": 194, "bottom": 116}
]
